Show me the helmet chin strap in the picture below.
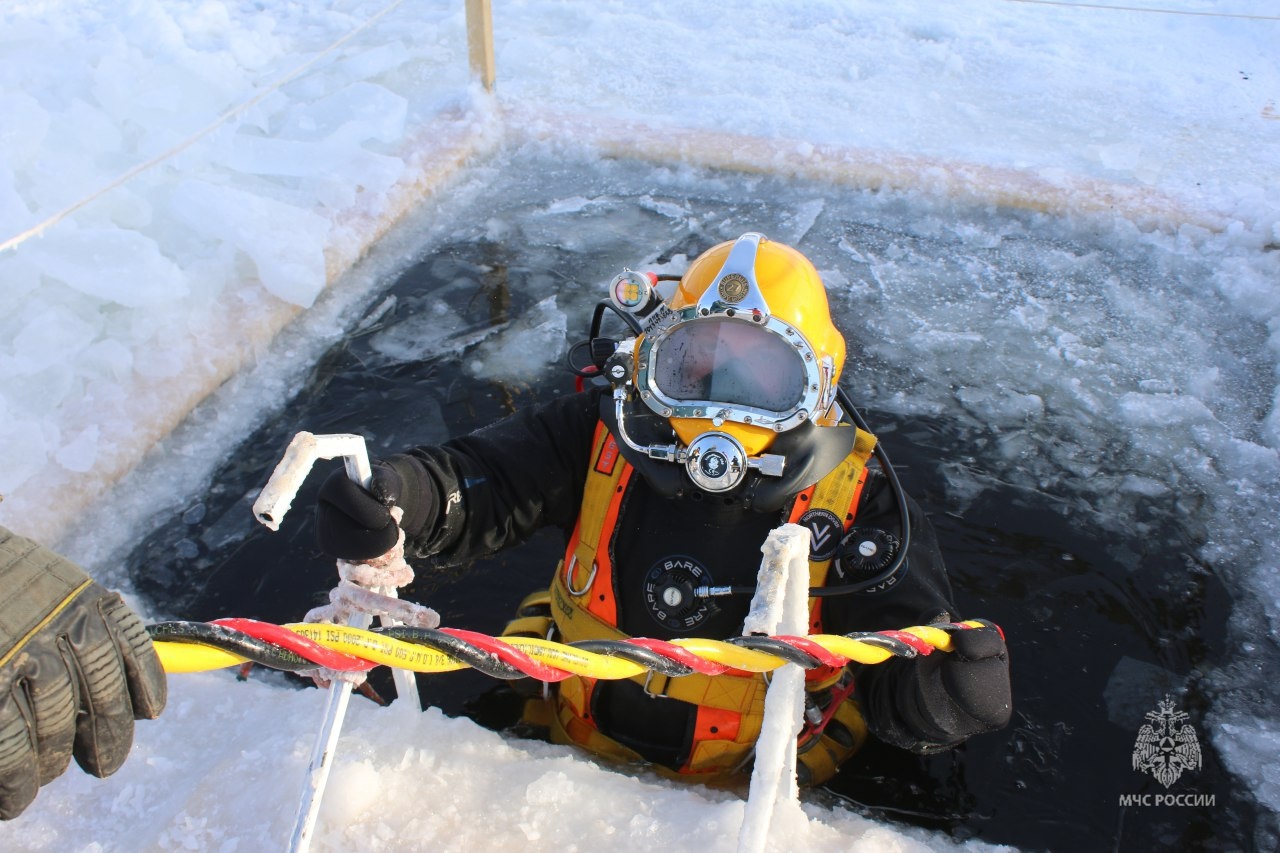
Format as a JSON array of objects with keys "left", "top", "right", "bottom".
[{"left": 611, "top": 388, "right": 786, "bottom": 493}]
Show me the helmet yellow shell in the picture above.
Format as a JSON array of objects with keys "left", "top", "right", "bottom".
[
  {"left": 673, "top": 240, "right": 845, "bottom": 367},
  {"left": 642, "top": 235, "right": 846, "bottom": 454}
]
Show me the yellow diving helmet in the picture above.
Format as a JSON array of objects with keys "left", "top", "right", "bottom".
[{"left": 600, "top": 233, "right": 854, "bottom": 502}]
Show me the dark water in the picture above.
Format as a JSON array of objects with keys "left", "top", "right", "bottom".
[{"left": 126, "top": 153, "right": 1271, "bottom": 851}]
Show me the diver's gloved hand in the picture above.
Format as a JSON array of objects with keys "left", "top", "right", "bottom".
[
  {"left": 315, "top": 455, "right": 435, "bottom": 561},
  {"left": 897, "top": 625, "right": 1011, "bottom": 750},
  {"left": 0, "top": 526, "right": 167, "bottom": 820}
]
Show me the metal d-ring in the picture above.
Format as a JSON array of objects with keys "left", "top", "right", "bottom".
[
  {"left": 642, "top": 669, "right": 669, "bottom": 699},
  {"left": 565, "top": 554, "right": 598, "bottom": 596}
]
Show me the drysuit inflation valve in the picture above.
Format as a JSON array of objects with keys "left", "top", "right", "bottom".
[{"left": 835, "top": 527, "right": 901, "bottom": 584}]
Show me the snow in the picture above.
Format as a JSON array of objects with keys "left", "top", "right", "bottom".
[{"left": 1, "top": 0, "right": 1278, "bottom": 850}]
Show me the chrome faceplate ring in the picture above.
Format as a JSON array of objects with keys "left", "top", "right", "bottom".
[{"left": 636, "top": 309, "right": 829, "bottom": 432}]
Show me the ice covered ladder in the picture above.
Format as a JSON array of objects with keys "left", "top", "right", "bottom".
[
  {"left": 252, "top": 431, "right": 430, "bottom": 853},
  {"left": 738, "top": 524, "right": 812, "bottom": 853}
]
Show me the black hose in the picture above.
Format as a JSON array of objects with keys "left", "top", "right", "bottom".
[
  {"left": 728, "top": 636, "right": 823, "bottom": 668},
  {"left": 571, "top": 639, "right": 695, "bottom": 677},
  {"left": 148, "top": 621, "right": 316, "bottom": 671},
  {"left": 377, "top": 627, "right": 527, "bottom": 680}
]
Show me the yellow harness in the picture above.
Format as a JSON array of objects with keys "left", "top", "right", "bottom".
[{"left": 508, "top": 422, "right": 877, "bottom": 783}]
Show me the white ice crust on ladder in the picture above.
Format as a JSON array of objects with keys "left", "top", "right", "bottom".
[
  {"left": 738, "top": 523, "right": 812, "bottom": 853},
  {"left": 250, "top": 430, "right": 429, "bottom": 853}
]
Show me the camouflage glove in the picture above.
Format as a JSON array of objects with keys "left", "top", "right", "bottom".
[{"left": 0, "top": 526, "right": 166, "bottom": 819}]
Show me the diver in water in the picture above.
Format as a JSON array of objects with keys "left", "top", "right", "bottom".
[
  {"left": 0, "top": 525, "right": 167, "bottom": 819},
  {"left": 314, "top": 232, "right": 1011, "bottom": 785}
]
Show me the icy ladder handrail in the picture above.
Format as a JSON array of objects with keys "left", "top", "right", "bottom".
[
  {"left": 252, "top": 431, "right": 422, "bottom": 853},
  {"left": 738, "top": 524, "right": 812, "bottom": 853},
  {"left": 253, "top": 432, "right": 372, "bottom": 529}
]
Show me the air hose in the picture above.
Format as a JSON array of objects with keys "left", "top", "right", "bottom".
[{"left": 148, "top": 618, "right": 1001, "bottom": 680}]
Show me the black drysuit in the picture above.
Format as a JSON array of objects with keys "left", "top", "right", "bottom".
[{"left": 385, "top": 388, "right": 964, "bottom": 765}]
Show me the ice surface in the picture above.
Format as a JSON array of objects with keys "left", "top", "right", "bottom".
[
  {"left": 369, "top": 295, "right": 493, "bottom": 361},
  {"left": 0, "top": 0, "right": 474, "bottom": 543},
  {"left": 1211, "top": 714, "right": 1280, "bottom": 828},
  {"left": 468, "top": 295, "right": 568, "bottom": 384},
  {"left": 0, "top": 671, "right": 990, "bottom": 852},
  {"left": 53, "top": 424, "right": 101, "bottom": 473},
  {"left": 25, "top": 227, "right": 188, "bottom": 307},
  {"left": 167, "top": 180, "right": 330, "bottom": 307}
]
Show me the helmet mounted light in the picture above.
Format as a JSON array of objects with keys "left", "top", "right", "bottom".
[{"left": 608, "top": 270, "right": 661, "bottom": 318}]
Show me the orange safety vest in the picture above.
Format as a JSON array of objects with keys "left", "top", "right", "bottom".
[{"left": 538, "top": 422, "right": 877, "bottom": 782}]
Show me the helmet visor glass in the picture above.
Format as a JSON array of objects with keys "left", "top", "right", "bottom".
[{"left": 652, "top": 319, "right": 808, "bottom": 413}]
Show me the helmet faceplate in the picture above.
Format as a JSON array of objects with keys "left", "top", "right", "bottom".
[
  {"left": 602, "top": 232, "right": 849, "bottom": 496},
  {"left": 635, "top": 233, "right": 842, "bottom": 453}
]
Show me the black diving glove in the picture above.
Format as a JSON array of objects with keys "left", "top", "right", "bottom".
[
  {"left": 0, "top": 526, "right": 167, "bottom": 820},
  {"left": 875, "top": 624, "right": 1012, "bottom": 753},
  {"left": 315, "top": 455, "right": 436, "bottom": 561}
]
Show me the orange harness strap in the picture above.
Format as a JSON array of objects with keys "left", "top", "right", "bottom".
[
  {"left": 560, "top": 424, "right": 631, "bottom": 627},
  {"left": 546, "top": 423, "right": 877, "bottom": 780}
]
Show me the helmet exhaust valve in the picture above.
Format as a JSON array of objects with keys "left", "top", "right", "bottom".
[{"left": 686, "top": 432, "right": 746, "bottom": 492}]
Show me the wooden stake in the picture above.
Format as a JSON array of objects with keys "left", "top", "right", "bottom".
[{"left": 466, "top": 0, "right": 496, "bottom": 91}]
